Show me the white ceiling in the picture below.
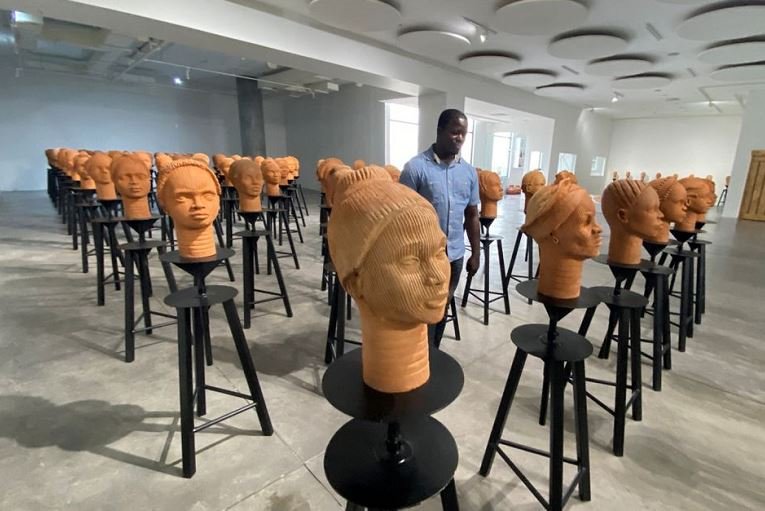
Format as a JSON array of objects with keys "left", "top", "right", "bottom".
[{"left": 244, "top": 0, "right": 765, "bottom": 118}]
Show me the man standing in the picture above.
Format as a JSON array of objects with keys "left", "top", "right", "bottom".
[{"left": 401, "top": 109, "right": 481, "bottom": 348}]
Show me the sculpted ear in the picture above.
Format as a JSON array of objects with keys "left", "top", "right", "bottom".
[
  {"left": 616, "top": 208, "right": 629, "bottom": 224},
  {"left": 342, "top": 270, "right": 363, "bottom": 300}
]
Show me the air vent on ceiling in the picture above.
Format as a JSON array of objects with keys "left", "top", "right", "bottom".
[
  {"left": 562, "top": 65, "right": 580, "bottom": 75},
  {"left": 645, "top": 23, "right": 663, "bottom": 41},
  {"left": 687, "top": 67, "right": 697, "bottom": 77}
]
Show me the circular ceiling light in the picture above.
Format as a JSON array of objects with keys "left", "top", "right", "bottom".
[
  {"left": 548, "top": 31, "right": 629, "bottom": 60},
  {"left": 711, "top": 61, "right": 765, "bottom": 81},
  {"left": 534, "top": 82, "right": 587, "bottom": 97},
  {"left": 677, "top": 3, "right": 765, "bottom": 41},
  {"left": 459, "top": 52, "right": 521, "bottom": 75},
  {"left": 585, "top": 55, "right": 654, "bottom": 76},
  {"left": 613, "top": 73, "right": 673, "bottom": 89},
  {"left": 502, "top": 69, "right": 558, "bottom": 86},
  {"left": 308, "top": 0, "right": 402, "bottom": 32},
  {"left": 494, "top": 0, "right": 588, "bottom": 36},
  {"left": 656, "top": 0, "right": 709, "bottom": 4},
  {"left": 698, "top": 39, "right": 765, "bottom": 65},
  {"left": 398, "top": 29, "right": 471, "bottom": 57}
]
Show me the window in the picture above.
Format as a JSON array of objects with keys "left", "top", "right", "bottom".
[
  {"left": 591, "top": 156, "right": 607, "bottom": 177},
  {"left": 461, "top": 118, "right": 475, "bottom": 164},
  {"left": 529, "top": 151, "right": 543, "bottom": 169},
  {"left": 512, "top": 136, "right": 526, "bottom": 168},
  {"left": 491, "top": 132, "right": 512, "bottom": 178},
  {"left": 557, "top": 152, "right": 577, "bottom": 173},
  {"left": 386, "top": 103, "right": 419, "bottom": 170}
]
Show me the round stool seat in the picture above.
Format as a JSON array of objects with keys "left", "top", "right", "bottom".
[
  {"left": 164, "top": 284, "right": 237, "bottom": 309},
  {"left": 235, "top": 229, "right": 271, "bottom": 238},
  {"left": 119, "top": 240, "right": 167, "bottom": 251},
  {"left": 511, "top": 324, "right": 593, "bottom": 362},
  {"left": 590, "top": 286, "right": 648, "bottom": 309}
]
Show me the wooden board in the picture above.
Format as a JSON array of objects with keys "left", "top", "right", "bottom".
[{"left": 739, "top": 150, "right": 765, "bottom": 221}]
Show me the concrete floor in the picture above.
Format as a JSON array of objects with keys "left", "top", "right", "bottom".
[{"left": 0, "top": 190, "right": 763, "bottom": 511}]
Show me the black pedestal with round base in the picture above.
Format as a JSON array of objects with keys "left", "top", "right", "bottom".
[
  {"left": 658, "top": 236, "right": 699, "bottom": 351},
  {"left": 160, "top": 248, "right": 273, "bottom": 478},
  {"left": 92, "top": 215, "right": 125, "bottom": 306},
  {"left": 461, "top": 234, "right": 510, "bottom": 325},
  {"left": 323, "top": 348, "right": 464, "bottom": 510},
  {"left": 480, "top": 296, "right": 593, "bottom": 511},
  {"left": 505, "top": 229, "right": 536, "bottom": 304},
  {"left": 264, "top": 202, "right": 300, "bottom": 269}
]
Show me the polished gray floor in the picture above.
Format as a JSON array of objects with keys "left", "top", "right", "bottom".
[{"left": 0, "top": 190, "right": 763, "bottom": 510}]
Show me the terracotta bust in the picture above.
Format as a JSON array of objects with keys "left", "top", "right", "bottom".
[
  {"left": 219, "top": 157, "right": 235, "bottom": 186},
  {"left": 324, "top": 165, "right": 354, "bottom": 208},
  {"left": 74, "top": 153, "right": 95, "bottom": 190},
  {"left": 57, "top": 149, "right": 76, "bottom": 178},
  {"left": 384, "top": 164, "right": 401, "bottom": 182},
  {"left": 212, "top": 153, "right": 226, "bottom": 170},
  {"left": 655, "top": 172, "right": 662, "bottom": 179},
  {"left": 522, "top": 180, "right": 602, "bottom": 299},
  {"left": 261, "top": 158, "right": 283, "bottom": 197},
  {"left": 601, "top": 180, "right": 665, "bottom": 265},
  {"left": 111, "top": 155, "right": 152, "bottom": 219},
  {"left": 521, "top": 169, "right": 546, "bottom": 214},
  {"left": 155, "top": 153, "right": 173, "bottom": 174},
  {"left": 157, "top": 159, "right": 221, "bottom": 258},
  {"left": 648, "top": 177, "right": 688, "bottom": 243},
  {"left": 703, "top": 177, "right": 717, "bottom": 210},
  {"left": 230, "top": 159, "right": 264, "bottom": 212},
  {"left": 554, "top": 170, "right": 577, "bottom": 184},
  {"left": 286, "top": 156, "right": 300, "bottom": 180},
  {"left": 328, "top": 178, "right": 449, "bottom": 393},
  {"left": 478, "top": 170, "right": 503, "bottom": 219},
  {"left": 334, "top": 166, "right": 392, "bottom": 208},
  {"left": 317, "top": 157, "right": 344, "bottom": 194},
  {"left": 612, "top": 171, "right": 619, "bottom": 182},
  {"left": 352, "top": 159, "right": 366, "bottom": 171},
  {"left": 86, "top": 152, "right": 115, "bottom": 200},
  {"left": 45, "top": 148, "right": 60, "bottom": 169},
  {"left": 275, "top": 157, "right": 291, "bottom": 186},
  {"left": 676, "top": 177, "right": 711, "bottom": 230}
]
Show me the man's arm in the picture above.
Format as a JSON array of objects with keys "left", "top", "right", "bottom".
[
  {"left": 399, "top": 161, "right": 419, "bottom": 192},
  {"left": 464, "top": 205, "right": 481, "bottom": 275}
]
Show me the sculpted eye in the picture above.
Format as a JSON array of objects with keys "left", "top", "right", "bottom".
[{"left": 401, "top": 255, "right": 419, "bottom": 266}]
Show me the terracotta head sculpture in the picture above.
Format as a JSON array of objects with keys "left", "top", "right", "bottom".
[
  {"left": 133, "top": 152, "right": 153, "bottom": 171},
  {"left": 601, "top": 180, "right": 664, "bottom": 264},
  {"left": 655, "top": 172, "right": 662, "bottom": 179},
  {"left": 612, "top": 171, "right": 619, "bottom": 182},
  {"left": 648, "top": 177, "right": 688, "bottom": 243},
  {"left": 555, "top": 170, "right": 577, "bottom": 185},
  {"left": 478, "top": 170, "right": 503, "bottom": 219},
  {"left": 317, "top": 157, "right": 344, "bottom": 194},
  {"left": 334, "top": 166, "right": 392, "bottom": 208},
  {"left": 157, "top": 159, "right": 221, "bottom": 259},
  {"left": 384, "top": 164, "right": 401, "bottom": 182},
  {"left": 212, "top": 153, "right": 226, "bottom": 170},
  {"left": 324, "top": 165, "right": 354, "bottom": 208},
  {"left": 286, "top": 156, "right": 300, "bottom": 180},
  {"left": 111, "top": 155, "right": 152, "bottom": 219},
  {"left": 523, "top": 181, "right": 602, "bottom": 299},
  {"left": 703, "top": 177, "right": 717, "bottom": 209},
  {"left": 230, "top": 159, "right": 264, "bottom": 212},
  {"left": 275, "top": 157, "right": 291, "bottom": 186},
  {"left": 74, "top": 153, "right": 95, "bottom": 189},
  {"left": 192, "top": 153, "right": 210, "bottom": 166},
  {"left": 58, "top": 149, "right": 77, "bottom": 178},
  {"left": 352, "top": 159, "right": 366, "bottom": 171},
  {"left": 639, "top": 171, "right": 647, "bottom": 182},
  {"left": 218, "top": 157, "right": 235, "bottom": 186},
  {"left": 155, "top": 153, "right": 173, "bottom": 174},
  {"left": 328, "top": 177, "right": 449, "bottom": 393},
  {"left": 677, "top": 176, "right": 711, "bottom": 229},
  {"left": 521, "top": 169, "right": 546, "bottom": 214},
  {"left": 45, "top": 148, "right": 60, "bottom": 169},
  {"left": 86, "top": 152, "right": 115, "bottom": 200},
  {"left": 261, "top": 158, "right": 283, "bottom": 197}
]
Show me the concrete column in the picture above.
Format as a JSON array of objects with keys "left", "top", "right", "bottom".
[
  {"left": 723, "top": 89, "right": 765, "bottom": 218},
  {"left": 236, "top": 77, "right": 266, "bottom": 156},
  {"left": 417, "top": 91, "right": 466, "bottom": 153}
]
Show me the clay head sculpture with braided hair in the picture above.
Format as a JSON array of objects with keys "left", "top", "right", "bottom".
[
  {"left": 384, "top": 164, "right": 401, "bottom": 182},
  {"left": 230, "top": 158, "right": 264, "bottom": 212},
  {"left": 521, "top": 169, "right": 546, "bottom": 214},
  {"left": 111, "top": 155, "right": 152, "bottom": 219},
  {"left": 157, "top": 159, "right": 221, "bottom": 259},
  {"left": 73, "top": 153, "right": 95, "bottom": 190},
  {"left": 648, "top": 177, "right": 688, "bottom": 243},
  {"left": 523, "top": 180, "right": 602, "bottom": 299},
  {"left": 261, "top": 158, "right": 283, "bottom": 197},
  {"left": 328, "top": 175, "right": 449, "bottom": 393},
  {"left": 602, "top": 179, "right": 664, "bottom": 264},
  {"left": 87, "top": 152, "right": 115, "bottom": 200},
  {"left": 677, "top": 176, "right": 711, "bottom": 230}
]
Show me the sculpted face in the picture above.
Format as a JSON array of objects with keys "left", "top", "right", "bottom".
[
  {"left": 113, "top": 157, "right": 151, "bottom": 199},
  {"left": 231, "top": 160, "right": 264, "bottom": 198},
  {"left": 162, "top": 168, "right": 220, "bottom": 230},
  {"left": 626, "top": 187, "right": 665, "bottom": 240},
  {"left": 219, "top": 158, "right": 234, "bottom": 178},
  {"left": 276, "top": 158, "right": 291, "bottom": 183},
  {"left": 522, "top": 170, "right": 546, "bottom": 196},
  {"left": 73, "top": 154, "right": 90, "bottom": 180},
  {"left": 261, "top": 159, "right": 282, "bottom": 185},
  {"left": 479, "top": 171, "right": 504, "bottom": 201},
  {"left": 680, "top": 177, "right": 710, "bottom": 215},
  {"left": 356, "top": 207, "right": 449, "bottom": 325},
  {"left": 87, "top": 153, "right": 113, "bottom": 184},
  {"left": 661, "top": 182, "right": 689, "bottom": 223},
  {"left": 554, "top": 195, "right": 602, "bottom": 260}
]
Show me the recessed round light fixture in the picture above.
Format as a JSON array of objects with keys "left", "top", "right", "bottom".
[
  {"left": 502, "top": 69, "right": 558, "bottom": 86},
  {"left": 710, "top": 61, "right": 765, "bottom": 81},
  {"left": 585, "top": 55, "right": 654, "bottom": 76},
  {"left": 613, "top": 73, "right": 672, "bottom": 89},
  {"left": 308, "top": 0, "right": 401, "bottom": 32},
  {"left": 699, "top": 39, "right": 765, "bottom": 65},
  {"left": 459, "top": 52, "right": 521, "bottom": 75},
  {"left": 398, "top": 29, "right": 471, "bottom": 57},
  {"left": 548, "top": 32, "right": 628, "bottom": 60},
  {"left": 494, "top": 0, "right": 588, "bottom": 36},
  {"left": 534, "top": 82, "right": 587, "bottom": 97},
  {"left": 677, "top": 3, "right": 765, "bottom": 41}
]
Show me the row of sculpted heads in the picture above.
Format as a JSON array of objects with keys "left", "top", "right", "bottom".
[
  {"left": 315, "top": 158, "right": 402, "bottom": 206},
  {"left": 210, "top": 153, "right": 301, "bottom": 187}
]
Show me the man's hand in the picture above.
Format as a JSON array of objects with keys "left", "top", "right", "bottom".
[{"left": 466, "top": 252, "right": 480, "bottom": 276}]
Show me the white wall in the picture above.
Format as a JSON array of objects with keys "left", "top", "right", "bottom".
[
  {"left": 283, "top": 84, "right": 396, "bottom": 191},
  {"left": 607, "top": 115, "right": 742, "bottom": 190},
  {"left": 570, "top": 109, "right": 614, "bottom": 194},
  {"left": 0, "top": 61, "right": 242, "bottom": 191},
  {"left": 725, "top": 90, "right": 765, "bottom": 218}
]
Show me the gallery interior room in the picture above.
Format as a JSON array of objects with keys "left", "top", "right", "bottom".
[{"left": 2, "top": 0, "right": 764, "bottom": 509}]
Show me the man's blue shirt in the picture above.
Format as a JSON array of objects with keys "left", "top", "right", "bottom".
[{"left": 400, "top": 146, "right": 479, "bottom": 262}]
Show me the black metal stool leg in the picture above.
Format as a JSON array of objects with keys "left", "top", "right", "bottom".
[
  {"left": 539, "top": 361, "right": 550, "bottom": 426},
  {"left": 325, "top": 277, "right": 340, "bottom": 364},
  {"left": 630, "top": 308, "right": 642, "bottom": 421},
  {"left": 440, "top": 479, "right": 460, "bottom": 511},
  {"left": 193, "top": 307, "right": 207, "bottom": 417},
  {"left": 571, "top": 361, "right": 591, "bottom": 501},
  {"left": 450, "top": 297, "right": 461, "bottom": 340},
  {"left": 661, "top": 275, "right": 672, "bottom": 371},
  {"left": 282, "top": 209, "right": 300, "bottom": 269},
  {"left": 497, "top": 239, "right": 510, "bottom": 315},
  {"left": 177, "top": 307, "right": 196, "bottom": 478},
  {"left": 598, "top": 308, "right": 618, "bottom": 359},
  {"left": 504, "top": 230, "right": 522, "bottom": 291},
  {"left": 613, "top": 308, "right": 629, "bottom": 457},
  {"left": 267, "top": 234, "right": 292, "bottom": 317},
  {"left": 124, "top": 249, "right": 135, "bottom": 363},
  {"left": 243, "top": 236, "right": 253, "bottom": 329},
  {"left": 460, "top": 272, "right": 473, "bottom": 308},
  {"left": 108, "top": 225, "right": 122, "bottom": 291},
  {"left": 95, "top": 222, "right": 105, "bottom": 306},
  {"left": 549, "top": 360, "right": 565, "bottom": 511}
]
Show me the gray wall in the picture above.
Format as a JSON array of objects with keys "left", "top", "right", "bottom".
[
  {"left": 0, "top": 61, "right": 241, "bottom": 191},
  {"left": 283, "top": 84, "right": 393, "bottom": 191}
]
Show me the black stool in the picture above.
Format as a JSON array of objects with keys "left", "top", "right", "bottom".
[
  {"left": 264, "top": 202, "right": 299, "bottom": 269},
  {"left": 688, "top": 237, "right": 709, "bottom": 324},
  {"left": 275, "top": 190, "right": 304, "bottom": 243},
  {"left": 286, "top": 182, "right": 306, "bottom": 227},
  {"left": 293, "top": 180, "right": 310, "bottom": 217},
  {"left": 70, "top": 188, "right": 96, "bottom": 249},
  {"left": 77, "top": 201, "right": 103, "bottom": 273},
  {"left": 323, "top": 348, "right": 463, "bottom": 511},
  {"left": 92, "top": 209, "right": 125, "bottom": 306},
  {"left": 637, "top": 254, "right": 674, "bottom": 392},
  {"left": 444, "top": 297, "right": 461, "bottom": 341},
  {"left": 461, "top": 233, "right": 510, "bottom": 325},
  {"left": 325, "top": 264, "right": 357, "bottom": 363},
  {"left": 161, "top": 248, "right": 273, "bottom": 478},
  {"left": 481, "top": 283, "right": 594, "bottom": 511},
  {"left": 120, "top": 218, "right": 178, "bottom": 363},
  {"left": 659, "top": 230, "right": 698, "bottom": 352},
  {"left": 504, "top": 229, "right": 536, "bottom": 305},
  {"left": 237, "top": 212, "right": 292, "bottom": 328},
  {"left": 221, "top": 186, "right": 238, "bottom": 248},
  {"left": 212, "top": 218, "right": 236, "bottom": 281}
]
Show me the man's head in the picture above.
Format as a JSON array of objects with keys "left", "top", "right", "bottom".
[{"left": 435, "top": 109, "right": 468, "bottom": 158}]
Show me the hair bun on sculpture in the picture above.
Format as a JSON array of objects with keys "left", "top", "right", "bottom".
[{"left": 523, "top": 180, "right": 589, "bottom": 241}]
